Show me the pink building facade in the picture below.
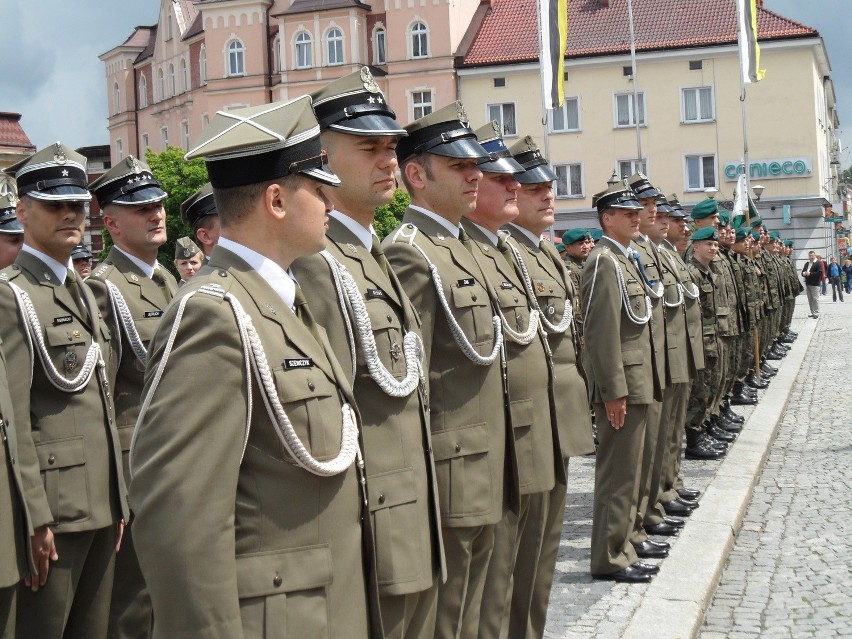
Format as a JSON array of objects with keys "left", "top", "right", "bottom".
[{"left": 101, "top": 0, "right": 488, "bottom": 165}]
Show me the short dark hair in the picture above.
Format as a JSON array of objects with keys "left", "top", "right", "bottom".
[
  {"left": 212, "top": 175, "right": 300, "bottom": 227},
  {"left": 399, "top": 153, "right": 433, "bottom": 194}
]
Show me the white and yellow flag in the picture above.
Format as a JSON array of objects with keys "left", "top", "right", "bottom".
[
  {"left": 737, "top": 0, "right": 765, "bottom": 83},
  {"left": 539, "top": 0, "right": 568, "bottom": 109}
]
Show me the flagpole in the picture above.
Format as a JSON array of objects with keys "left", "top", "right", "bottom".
[
  {"left": 626, "top": 0, "right": 643, "bottom": 164},
  {"left": 536, "top": 0, "right": 555, "bottom": 240}
]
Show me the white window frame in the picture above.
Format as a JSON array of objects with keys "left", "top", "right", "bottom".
[
  {"left": 272, "top": 36, "right": 281, "bottom": 73},
  {"left": 113, "top": 82, "right": 121, "bottom": 114},
  {"left": 617, "top": 159, "right": 648, "bottom": 180},
  {"left": 409, "top": 21, "right": 429, "bottom": 59},
  {"left": 550, "top": 96, "right": 581, "bottom": 133},
  {"left": 165, "top": 6, "right": 173, "bottom": 40},
  {"left": 373, "top": 25, "right": 386, "bottom": 65},
  {"left": 169, "top": 63, "right": 176, "bottom": 96},
  {"left": 684, "top": 154, "right": 717, "bottom": 191},
  {"left": 614, "top": 91, "right": 645, "bottom": 128},
  {"left": 411, "top": 89, "right": 433, "bottom": 121},
  {"left": 140, "top": 133, "right": 149, "bottom": 151},
  {"left": 180, "top": 57, "right": 189, "bottom": 93},
  {"left": 226, "top": 39, "right": 246, "bottom": 77},
  {"left": 486, "top": 102, "right": 517, "bottom": 137},
  {"left": 681, "top": 86, "right": 714, "bottom": 123},
  {"left": 553, "top": 163, "right": 584, "bottom": 199},
  {"left": 116, "top": 138, "right": 124, "bottom": 161},
  {"left": 138, "top": 75, "right": 148, "bottom": 108},
  {"left": 199, "top": 45, "right": 207, "bottom": 85},
  {"left": 294, "top": 31, "right": 313, "bottom": 69},
  {"left": 161, "top": 127, "right": 169, "bottom": 150},
  {"left": 181, "top": 120, "right": 190, "bottom": 150},
  {"left": 157, "top": 68, "right": 165, "bottom": 102},
  {"left": 326, "top": 27, "right": 344, "bottom": 66}
]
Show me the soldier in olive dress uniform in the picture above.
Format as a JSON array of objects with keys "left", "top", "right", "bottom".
[
  {"left": 1, "top": 143, "right": 127, "bottom": 638},
  {"left": 130, "top": 97, "right": 377, "bottom": 638},
  {"left": 0, "top": 178, "right": 24, "bottom": 269},
  {"left": 290, "top": 68, "right": 444, "bottom": 639}
]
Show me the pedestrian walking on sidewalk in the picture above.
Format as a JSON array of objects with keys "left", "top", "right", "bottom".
[
  {"left": 843, "top": 258, "right": 852, "bottom": 294},
  {"left": 828, "top": 257, "right": 844, "bottom": 302},
  {"left": 802, "top": 251, "right": 823, "bottom": 317}
]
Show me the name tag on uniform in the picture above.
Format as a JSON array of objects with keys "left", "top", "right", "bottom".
[
  {"left": 284, "top": 358, "right": 314, "bottom": 370},
  {"left": 144, "top": 310, "right": 164, "bottom": 318},
  {"left": 366, "top": 288, "right": 388, "bottom": 300},
  {"left": 500, "top": 281, "right": 514, "bottom": 290},
  {"left": 54, "top": 316, "right": 73, "bottom": 325},
  {"left": 456, "top": 278, "right": 475, "bottom": 288},
  {"left": 627, "top": 278, "right": 639, "bottom": 284}
]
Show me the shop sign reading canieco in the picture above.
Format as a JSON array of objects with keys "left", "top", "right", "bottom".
[{"left": 723, "top": 157, "right": 812, "bottom": 181}]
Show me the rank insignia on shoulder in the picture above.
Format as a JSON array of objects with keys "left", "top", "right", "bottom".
[
  {"left": 346, "top": 243, "right": 358, "bottom": 253},
  {"left": 143, "top": 310, "right": 163, "bottom": 318},
  {"left": 54, "top": 316, "right": 73, "bottom": 325},
  {"left": 283, "top": 358, "right": 314, "bottom": 370},
  {"left": 366, "top": 288, "right": 388, "bottom": 300},
  {"left": 456, "top": 278, "right": 475, "bottom": 288},
  {"left": 500, "top": 282, "right": 514, "bottom": 290}
]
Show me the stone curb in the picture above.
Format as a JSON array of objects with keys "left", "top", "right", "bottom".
[{"left": 621, "top": 317, "right": 819, "bottom": 639}]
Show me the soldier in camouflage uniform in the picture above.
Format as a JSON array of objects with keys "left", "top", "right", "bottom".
[{"left": 729, "top": 227, "right": 763, "bottom": 403}]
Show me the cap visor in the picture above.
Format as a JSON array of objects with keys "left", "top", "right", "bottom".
[
  {"left": 111, "top": 186, "right": 168, "bottom": 206},
  {"left": 28, "top": 186, "right": 92, "bottom": 202},
  {"left": 428, "top": 137, "right": 489, "bottom": 160},
  {"left": 0, "top": 219, "right": 23, "bottom": 233},
  {"left": 516, "top": 165, "right": 557, "bottom": 184},
  {"left": 635, "top": 186, "right": 662, "bottom": 199},
  {"left": 612, "top": 200, "right": 643, "bottom": 210},
  {"left": 301, "top": 167, "right": 341, "bottom": 187},
  {"left": 478, "top": 156, "right": 525, "bottom": 174},
  {"left": 327, "top": 114, "right": 408, "bottom": 137}
]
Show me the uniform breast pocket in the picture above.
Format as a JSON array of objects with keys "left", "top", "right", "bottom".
[
  {"left": 36, "top": 436, "right": 90, "bottom": 524},
  {"left": 625, "top": 282, "right": 648, "bottom": 318},
  {"left": 274, "top": 368, "right": 338, "bottom": 461},
  {"left": 368, "top": 467, "right": 423, "bottom": 586},
  {"left": 237, "top": 545, "right": 333, "bottom": 639},
  {"left": 44, "top": 324, "right": 90, "bottom": 376},
  {"left": 450, "top": 284, "right": 493, "bottom": 345},
  {"left": 431, "top": 423, "right": 491, "bottom": 517},
  {"left": 495, "top": 286, "right": 529, "bottom": 332},
  {"left": 364, "top": 299, "right": 406, "bottom": 378}
]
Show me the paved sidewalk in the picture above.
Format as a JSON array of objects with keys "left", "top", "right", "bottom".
[{"left": 544, "top": 296, "right": 816, "bottom": 639}]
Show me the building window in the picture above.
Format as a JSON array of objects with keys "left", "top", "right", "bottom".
[
  {"left": 181, "top": 121, "right": 190, "bottom": 150},
  {"left": 617, "top": 159, "right": 647, "bottom": 180},
  {"left": 326, "top": 28, "right": 344, "bottom": 66},
  {"left": 682, "top": 87, "right": 714, "bottom": 123},
  {"left": 180, "top": 58, "right": 188, "bottom": 92},
  {"left": 272, "top": 36, "right": 281, "bottom": 73},
  {"left": 113, "top": 82, "right": 121, "bottom": 114},
  {"left": 373, "top": 26, "right": 386, "bottom": 65},
  {"left": 614, "top": 92, "right": 645, "bottom": 127},
  {"left": 141, "top": 133, "right": 149, "bottom": 150},
  {"left": 157, "top": 68, "right": 165, "bottom": 101},
  {"left": 116, "top": 139, "right": 124, "bottom": 161},
  {"left": 227, "top": 39, "right": 245, "bottom": 77},
  {"left": 554, "top": 164, "right": 583, "bottom": 198},
  {"left": 295, "top": 31, "right": 313, "bottom": 69},
  {"left": 551, "top": 97, "right": 580, "bottom": 132},
  {"left": 487, "top": 103, "right": 517, "bottom": 137},
  {"left": 165, "top": 6, "right": 173, "bottom": 40},
  {"left": 199, "top": 45, "right": 207, "bottom": 85},
  {"left": 161, "top": 127, "right": 169, "bottom": 150},
  {"left": 169, "top": 63, "right": 176, "bottom": 96},
  {"left": 412, "top": 90, "right": 433, "bottom": 120},
  {"left": 138, "top": 75, "right": 148, "bottom": 108},
  {"left": 685, "top": 154, "right": 717, "bottom": 191},
  {"left": 410, "top": 21, "right": 429, "bottom": 59},
  {"left": 689, "top": 60, "right": 703, "bottom": 70}
]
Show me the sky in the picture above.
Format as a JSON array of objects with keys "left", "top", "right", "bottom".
[{"left": 3, "top": 0, "right": 851, "bottom": 167}]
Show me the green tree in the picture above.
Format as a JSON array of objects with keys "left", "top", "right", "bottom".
[
  {"left": 100, "top": 146, "right": 208, "bottom": 276},
  {"left": 373, "top": 188, "right": 410, "bottom": 239}
]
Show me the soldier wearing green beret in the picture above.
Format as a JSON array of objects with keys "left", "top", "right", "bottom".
[
  {"left": 560, "top": 227, "right": 593, "bottom": 339},
  {"left": 729, "top": 226, "right": 764, "bottom": 400},
  {"left": 0, "top": 143, "right": 128, "bottom": 637},
  {"left": 130, "top": 97, "right": 377, "bottom": 638},
  {"left": 173, "top": 236, "right": 203, "bottom": 285},
  {"left": 290, "top": 68, "right": 443, "bottom": 639},
  {"left": 501, "top": 135, "right": 593, "bottom": 636},
  {"left": 682, "top": 198, "right": 719, "bottom": 263}
]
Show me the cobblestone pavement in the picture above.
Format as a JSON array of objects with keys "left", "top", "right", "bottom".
[
  {"left": 699, "top": 296, "right": 852, "bottom": 639},
  {"left": 544, "top": 296, "right": 813, "bottom": 639}
]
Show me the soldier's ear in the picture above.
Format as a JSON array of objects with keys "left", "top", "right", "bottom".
[{"left": 404, "top": 161, "right": 427, "bottom": 192}]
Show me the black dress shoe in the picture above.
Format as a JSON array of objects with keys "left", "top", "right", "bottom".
[
  {"left": 685, "top": 441, "right": 725, "bottom": 460},
  {"left": 633, "top": 540, "right": 669, "bottom": 558},
  {"left": 766, "top": 349, "right": 783, "bottom": 360},
  {"left": 645, "top": 538, "right": 671, "bottom": 549},
  {"left": 723, "top": 406, "right": 745, "bottom": 423},
  {"left": 774, "top": 341, "right": 790, "bottom": 351},
  {"left": 718, "top": 420, "right": 743, "bottom": 433},
  {"left": 777, "top": 335, "right": 794, "bottom": 344},
  {"left": 675, "top": 496, "right": 699, "bottom": 509},
  {"left": 730, "top": 391, "right": 757, "bottom": 406},
  {"left": 761, "top": 362, "right": 778, "bottom": 374},
  {"left": 593, "top": 565, "right": 652, "bottom": 583},
  {"left": 707, "top": 423, "right": 736, "bottom": 443},
  {"left": 663, "top": 516, "right": 685, "bottom": 527},
  {"left": 645, "top": 522, "right": 680, "bottom": 536},
  {"left": 662, "top": 499, "right": 693, "bottom": 516},
  {"left": 785, "top": 330, "right": 798, "bottom": 339},
  {"left": 677, "top": 487, "right": 701, "bottom": 500},
  {"left": 746, "top": 373, "right": 768, "bottom": 389},
  {"left": 633, "top": 561, "right": 660, "bottom": 574}
]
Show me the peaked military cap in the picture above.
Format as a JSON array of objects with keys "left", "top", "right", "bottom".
[
  {"left": 5, "top": 142, "right": 91, "bottom": 202},
  {"left": 180, "top": 183, "right": 217, "bottom": 227},
  {"left": 70, "top": 243, "right": 92, "bottom": 261},
  {"left": 692, "top": 226, "right": 718, "bottom": 242},
  {"left": 627, "top": 172, "right": 661, "bottom": 200},
  {"left": 473, "top": 121, "right": 524, "bottom": 174},
  {"left": 311, "top": 67, "right": 406, "bottom": 136},
  {"left": 592, "top": 182, "right": 643, "bottom": 214},
  {"left": 667, "top": 193, "right": 687, "bottom": 219},
  {"left": 508, "top": 135, "right": 557, "bottom": 184},
  {"left": 174, "top": 236, "right": 201, "bottom": 260},
  {"left": 734, "top": 226, "right": 752, "bottom": 243},
  {"left": 562, "top": 228, "right": 592, "bottom": 245},
  {"left": 89, "top": 155, "right": 167, "bottom": 208},
  {"left": 0, "top": 176, "right": 22, "bottom": 234},
  {"left": 590, "top": 228, "right": 604, "bottom": 242},
  {"left": 396, "top": 101, "right": 488, "bottom": 165},
  {"left": 655, "top": 195, "right": 673, "bottom": 215},
  {"left": 185, "top": 96, "right": 339, "bottom": 189},
  {"left": 717, "top": 211, "right": 730, "bottom": 227}
]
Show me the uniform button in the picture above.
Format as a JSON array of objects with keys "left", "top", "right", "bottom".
[
  {"left": 378, "top": 493, "right": 386, "bottom": 505},
  {"left": 48, "top": 454, "right": 56, "bottom": 465},
  {"left": 219, "top": 271, "right": 227, "bottom": 277},
  {"left": 471, "top": 295, "right": 477, "bottom": 302},
  {"left": 307, "top": 381, "right": 315, "bottom": 391},
  {"left": 273, "top": 574, "right": 283, "bottom": 588},
  {"left": 513, "top": 296, "right": 518, "bottom": 302},
  {"left": 387, "top": 314, "right": 393, "bottom": 322},
  {"left": 455, "top": 444, "right": 461, "bottom": 452}
]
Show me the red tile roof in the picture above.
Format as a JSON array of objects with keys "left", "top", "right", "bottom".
[
  {"left": 0, "top": 113, "right": 35, "bottom": 151},
  {"left": 135, "top": 26, "right": 158, "bottom": 64},
  {"left": 460, "top": 0, "right": 817, "bottom": 67}
]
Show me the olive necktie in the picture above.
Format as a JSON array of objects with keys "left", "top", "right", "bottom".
[
  {"left": 152, "top": 268, "right": 173, "bottom": 302},
  {"left": 370, "top": 236, "right": 390, "bottom": 279},
  {"left": 458, "top": 228, "right": 474, "bottom": 252},
  {"left": 66, "top": 270, "right": 90, "bottom": 321},
  {"left": 293, "top": 283, "right": 323, "bottom": 344}
]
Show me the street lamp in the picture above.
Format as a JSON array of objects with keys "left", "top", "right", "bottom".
[
  {"left": 704, "top": 187, "right": 719, "bottom": 199},
  {"left": 752, "top": 184, "right": 765, "bottom": 201}
]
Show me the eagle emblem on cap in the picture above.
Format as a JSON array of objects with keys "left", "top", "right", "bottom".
[
  {"left": 524, "top": 136, "right": 536, "bottom": 151},
  {"left": 360, "top": 67, "right": 380, "bottom": 93},
  {"left": 489, "top": 120, "right": 501, "bottom": 136},
  {"left": 127, "top": 156, "right": 143, "bottom": 174},
  {"left": 456, "top": 102, "right": 469, "bottom": 127},
  {"left": 0, "top": 181, "right": 11, "bottom": 198},
  {"left": 53, "top": 143, "right": 67, "bottom": 165}
]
